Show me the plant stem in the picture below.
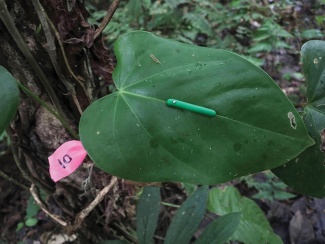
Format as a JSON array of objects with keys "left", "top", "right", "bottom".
[
  {"left": 94, "top": 0, "right": 121, "bottom": 40},
  {"left": 31, "top": 0, "right": 84, "bottom": 115},
  {"left": 0, "top": 170, "right": 30, "bottom": 190},
  {"left": 18, "top": 82, "right": 78, "bottom": 139},
  {"left": 30, "top": 184, "right": 68, "bottom": 226},
  {"left": 0, "top": 0, "right": 65, "bottom": 121}
]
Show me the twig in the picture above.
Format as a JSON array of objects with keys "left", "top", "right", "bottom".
[
  {"left": 6, "top": 128, "right": 54, "bottom": 194},
  {"left": 31, "top": 0, "right": 83, "bottom": 115},
  {"left": 94, "top": 0, "right": 121, "bottom": 40},
  {"left": 67, "top": 176, "right": 118, "bottom": 233},
  {"left": 161, "top": 202, "right": 180, "bottom": 208},
  {"left": 6, "top": 128, "right": 35, "bottom": 184},
  {"left": 45, "top": 14, "right": 91, "bottom": 102},
  {"left": 0, "top": 0, "right": 64, "bottom": 118},
  {"left": 0, "top": 170, "right": 30, "bottom": 190},
  {"left": 30, "top": 184, "right": 68, "bottom": 226},
  {"left": 140, "top": 0, "right": 148, "bottom": 29},
  {"left": 111, "top": 222, "right": 138, "bottom": 243}
]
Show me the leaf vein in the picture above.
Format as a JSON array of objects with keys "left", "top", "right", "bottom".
[{"left": 120, "top": 93, "right": 212, "bottom": 179}]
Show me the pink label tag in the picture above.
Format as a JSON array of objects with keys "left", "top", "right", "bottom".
[{"left": 48, "top": 140, "right": 87, "bottom": 182}]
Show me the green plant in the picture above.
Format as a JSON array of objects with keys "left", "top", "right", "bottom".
[
  {"left": 1, "top": 2, "right": 325, "bottom": 240},
  {"left": 16, "top": 195, "right": 41, "bottom": 231},
  {"left": 272, "top": 40, "right": 325, "bottom": 197},
  {"left": 207, "top": 186, "right": 282, "bottom": 243},
  {"left": 77, "top": 33, "right": 325, "bottom": 198},
  {"left": 300, "top": 29, "right": 324, "bottom": 40},
  {"left": 241, "top": 171, "right": 296, "bottom": 201},
  {"left": 136, "top": 186, "right": 241, "bottom": 243},
  {"left": 248, "top": 19, "right": 293, "bottom": 53},
  {"left": 79, "top": 31, "right": 313, "bottom": 186},
  {"left": 100, "top": 186, "right": 242, "bottom": 243},
  {"left": 87, "top": 0, "right": 324, "bottom": 69},
  {"left": 0, "top": 66, "right": 19, "bottom": 134}
]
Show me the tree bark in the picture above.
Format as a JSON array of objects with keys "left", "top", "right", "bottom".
[{"left": 0, "top": 0, "right": 134, "bottom": 242}]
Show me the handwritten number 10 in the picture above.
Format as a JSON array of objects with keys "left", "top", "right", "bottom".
[{"left": 58, "top": 154, "right": 72, "bottom": 169}]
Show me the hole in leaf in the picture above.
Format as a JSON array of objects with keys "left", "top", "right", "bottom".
[
  {"left": 287, "top": 112, "right": 297, "bottom": 129},
  {"left": 320, "top": 129, "right": 325, "bottom": 166},
  {"left": 320, "top": 129, "right": 325, "bottom": 152}
]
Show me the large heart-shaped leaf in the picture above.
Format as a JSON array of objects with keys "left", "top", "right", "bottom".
[
  {"left": 79, "top": 31, "right": 313, "bottom": 184},
  {"left": 273, "top": 40, "right": 325, "bottom": 198},
  {"left": 0, "top": 66, "right": 19, "bottom": 134}
]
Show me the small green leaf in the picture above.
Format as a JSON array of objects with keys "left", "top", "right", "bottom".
[
  {"left": 79, "top": 31, "right": 313, "bottom": 184},
  {"left": 273, "top": 40, "right": 325, "bottom": 198},
  {"left": 183, "top": 13, "right": 213, "bottom": 36},
  {"left": 0, "top": 66, "right": 19, "bottom": 134},
  {"left": 25, "top": 195, "right": 40, "bottom": 219},
  {"left": 301, "top": 29, "right": 324, "bottom": 39},
  {"left": 165, "top": 0, "right": 188, "bottom": 9},
  {"left": 25, "top": 217, "right": 38, "bottom": 227},
  {"left": 16, "top": 222, "right": 24, "bottom": 232},
  {"left": 136, "top": 187, "right": 161, "bottom": 244},
  {"left": 164, "top": 186, "right": 208, "bottom": 244},
  {"left": 207, "top": 186, "right": 282, "bottom": 244},
  {"left": 273, "top": 191, "right": 296, "bottom": 201},
  {"left": 195, "top": 212, "right": 240, "bottom": 244}
]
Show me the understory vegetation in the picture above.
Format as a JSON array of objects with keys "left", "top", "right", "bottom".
[{"left": 1, "top": 0, "right": 325, "bottom": 243}]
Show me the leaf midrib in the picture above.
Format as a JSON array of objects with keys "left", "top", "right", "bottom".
[
  {"left": 119, "top": 92, "right": 213, "bottom": 180},
  {"left": 119, "top": 91, "right": 313, "bottom": 145}
]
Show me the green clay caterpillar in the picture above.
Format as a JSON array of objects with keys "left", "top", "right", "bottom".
[{"left": 166, "top": 99, "right": 216, "bottom": 117}]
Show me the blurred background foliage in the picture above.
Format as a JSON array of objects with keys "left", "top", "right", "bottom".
[{"left": 85, "top": 0, "right": 325, "bottom": 67}]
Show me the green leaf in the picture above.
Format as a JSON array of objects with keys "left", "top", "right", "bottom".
[
  {"left": 239, "top": 55, "right": 264, "bottom": 67},
  {"left": 25, "top": 195, "right": 40, "bottom": 219},
  {"left": 207, "top": 187, "right": 282, "bottom": 244},
  {"left": 164, "top": 186, "right": 208, "bottom": 244},
  {"left": 16, "top": 222, "right": 24, "bottom": 232},
  {"left": 273, "top": 40, "right": 325, "bottom": 198},
  {"left": 248, "top": 42, "right": 273, "bottom": 53},
  {"left": 0, "top": 66, "right": 19, "bottom": 134},
  {"left": 273, "top": 191, "right": 296, "bottom": 201},
  {"left": 25, "top": 217, "right": 38, "bottom": 227},
  {"left": 79, "top": 31, "right": 313, "bottom": 184},
  {"left": 252, "top": 31, "right": 270, "bottom": 42},
  {"left": 301, "top": 29, "right": 324, "bottom": 39},
  {"left": 165, "top": 0, "right": 188, "bottom": 9},
  {"left": 194, "top": 212, "right": 240, "bottom": 244},
  {"left": 183, "top": 13, "right": 213, "bottom": 36},
  {"left": 136, "top": 187, "right": 161, "bottom": 244}
]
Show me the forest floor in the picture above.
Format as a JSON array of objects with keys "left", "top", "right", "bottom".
[{"left": 1, "top": 1, "right": 325, "bottom": 243}]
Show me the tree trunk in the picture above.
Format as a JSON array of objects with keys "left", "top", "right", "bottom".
[{"left": 0, "top": 0, "right": 134, "bottom": 242}]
